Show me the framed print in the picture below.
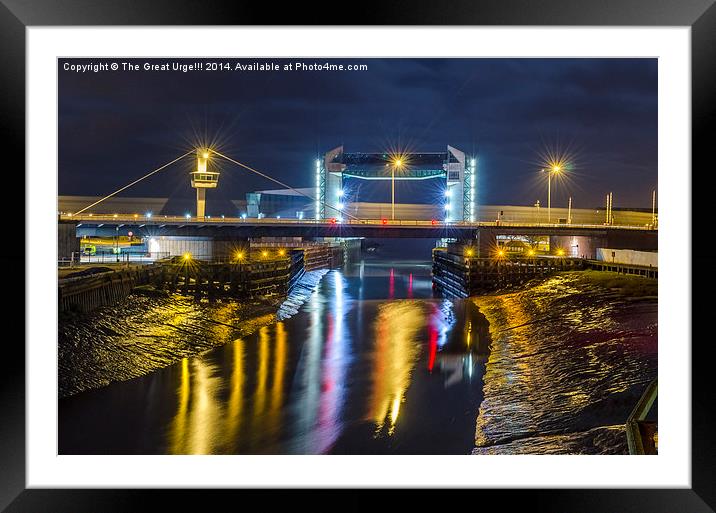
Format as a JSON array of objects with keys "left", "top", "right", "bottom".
[{"left": 3, "top": 0, "right": 714, "bottom": 510}]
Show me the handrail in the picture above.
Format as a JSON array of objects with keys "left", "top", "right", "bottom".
[
  {"left": 59, "top": 214, "right": 657, "bottom": 231},
  {"left": 625, "top": 379, "right": 658, "bottom": 455}
]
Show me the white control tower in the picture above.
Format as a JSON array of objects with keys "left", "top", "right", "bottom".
[{"left": 191, "top": 148, "right": 219, "bottom": 218}]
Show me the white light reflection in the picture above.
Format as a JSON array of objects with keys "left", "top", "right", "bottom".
[
  {"left": 437, "top": 299, "right": 455, "bottom": 348},
  {"left": 314, "top": 271, "right": 352, "bottom": 453}
]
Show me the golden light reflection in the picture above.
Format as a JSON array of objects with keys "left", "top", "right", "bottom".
[
  {"left": 187, "top": 359, "right": 222, "bottom": 454},
  {"left": 225, "top": 339, "right": 244, "bottom": 450},
  {"left": 472, "top": 294, "right": 535, "bottom": 447},
  {"left": 369, "top": 302, "right": 425, "bottom": 435},
  {"left": 168, "top": 357, "right": 223, "bottom": 454},
  {"left": 254, "top": 326, "right": 270, "bottom": 420},
  {"left": 208, "top": 302, "right": 235, "bottom": 342},
  {"left": 169, "top": 358, "right": 190, "bottom": 454},
  {"left": 268, "top": 322, "right": 287, "bottom": 425}
]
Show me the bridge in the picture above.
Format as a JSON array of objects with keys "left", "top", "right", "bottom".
[
  {"left": 60, "top": 213, "right": 656, "bottom": 261},
  {"left": 58, "top": 145, "right": 657, "bottom": 261}
]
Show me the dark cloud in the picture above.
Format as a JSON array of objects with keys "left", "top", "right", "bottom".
[{"left": 59, "top": 58, "right": 657, "bottom": 210}]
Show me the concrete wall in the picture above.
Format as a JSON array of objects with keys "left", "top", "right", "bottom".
[
  {"left": 58, "top": 222, "right": 80, "bottom": 260},
  {"left": 549, "top": 231, "right": 657, "bottom": 259},
  {"left": 549, "top": 235, "right": 605, "bottom": 259},
  {"left": 151, "top": 236, "right": 247, "bottom": 260},
  {"left": 596, "top": 248, "right": 658, "bottom": 267}
]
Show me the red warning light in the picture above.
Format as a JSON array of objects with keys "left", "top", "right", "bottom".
[
  {"left": 431, "top": 219, "right": 438, "bottom": 225},
  {"left": 381, "top": 218, "right": 388, "bottom": 225},
  {"left": 329, "top": 217, "right": 337, "bottom": 224}
]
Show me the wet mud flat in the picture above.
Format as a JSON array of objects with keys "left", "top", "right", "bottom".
[
  {"left": 58, "top": 270, "right": 327, "bottom": 398},
  {"left": 471, "top": 271, "right": 657, "bottom": 455}
]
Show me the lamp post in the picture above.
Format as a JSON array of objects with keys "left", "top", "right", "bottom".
[
  {"left": 392, "top": 159, "right": 402, "bottom": 220},
  {"left": 544, "top": 165, "right": 562, "bottom": 223}
]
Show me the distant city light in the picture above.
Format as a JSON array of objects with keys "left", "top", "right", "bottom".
[
  {"left": 185, "top": 213, "right": 191, "bottom": 219},
  {"left": 337, "top": 203, "right": 345, "bottom": 210},
  {"left": 145, "top": 212, "right": 152, "bottom": 218},
  {"left": 445, "top": 190, "right": 451, "bottom": 198},
  {"left": 337, "top": 190, "right": 344, "bottom": 197},
  {"left": 241, "top": 213, "right": 247, "bottom": 219}
]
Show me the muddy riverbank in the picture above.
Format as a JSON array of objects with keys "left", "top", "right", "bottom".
[
  {"left": 58, "top": 269, "right": 327, "bottom": 398},
  {"left": 471, "top": 271, "right": 658, "bottom": 454}
]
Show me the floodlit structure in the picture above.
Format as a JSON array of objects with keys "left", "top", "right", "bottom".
[
  {"left": 190, "top": 148, "right": 220, "bottom": 218},
  {"left": 316, "top": 145, "right": 476, "bottom": 221}
]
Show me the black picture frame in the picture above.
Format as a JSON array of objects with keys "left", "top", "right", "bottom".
[{"left": 3, "top": 0, "right": 713, "bottom": 510}]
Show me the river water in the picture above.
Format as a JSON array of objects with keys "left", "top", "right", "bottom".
[
  {"left": 60, "top": 260, "right": 488, "bottom": 454},
  {"left": 59, "top": 255, "right": 657, "bottom": 455}
]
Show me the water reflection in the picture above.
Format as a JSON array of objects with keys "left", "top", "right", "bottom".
[
  {"left": 369, "top": 301, "right": 424, "bottom": 435},
  {"left": 60, "top": 263, "right": 489, "bottom": 455},
  {"left": 225, "top": 339, "right": 244, "bottom": 451},
  {"left": 289, "top": 278, "right": 325, "bottom": 452},
  {"left": 314, "top": 272, "right": 351, "bottom": 452},
  {"left": 432, "top": 300, "right": 489, "bottom": 389},
  {"left": 168, "top": 356, "right": 224, "bottom": 454},
  {"left": 169, "top": 358, "right": 190, "bottom": 454}
]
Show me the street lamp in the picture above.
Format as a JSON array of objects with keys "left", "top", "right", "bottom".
[
  {"left": 544, "top": 165, "right": 562, "bottom": 223},
  {"left": 391, "top": 158, "right": 402, "bottom": 220},
  {"left": 115, "top": 226, "right": 120, "bottom": 263}
]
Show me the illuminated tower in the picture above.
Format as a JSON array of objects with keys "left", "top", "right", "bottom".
[{"left": 191, "top": 148, "right": 219, "bottom": 218}]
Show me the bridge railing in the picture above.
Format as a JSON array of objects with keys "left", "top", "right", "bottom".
[{"left": 60, "top": 214, "right": 656, "bottom": 230}]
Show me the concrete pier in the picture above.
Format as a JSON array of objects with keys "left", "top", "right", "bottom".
[
  {"left": 58, "top": 265, "right": 162, "bottom": 314},
  {"left": 57, "top": 242, "right": 344, "bottom": 314}
]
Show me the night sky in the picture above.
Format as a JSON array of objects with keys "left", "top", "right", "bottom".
[{"left": 59, "top": 58, "right": 657, "bottom": 210}]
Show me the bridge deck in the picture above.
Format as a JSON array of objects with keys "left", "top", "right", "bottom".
[{"left": 62, "top": 214, "right": 654, "bottom": 231}]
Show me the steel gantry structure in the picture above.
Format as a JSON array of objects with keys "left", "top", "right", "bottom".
[{"left": 316, "top": 146, "right": 477, "bottom": 223}]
